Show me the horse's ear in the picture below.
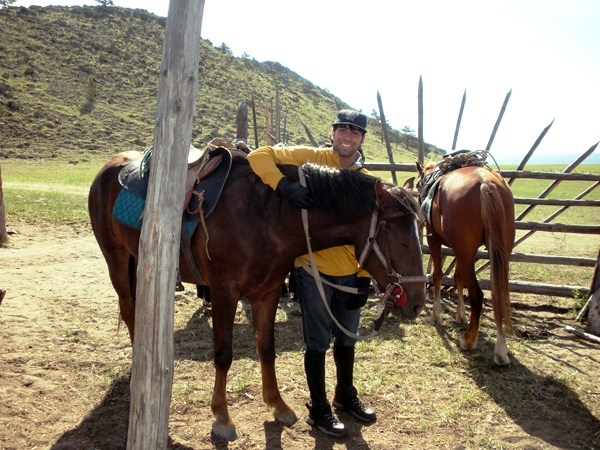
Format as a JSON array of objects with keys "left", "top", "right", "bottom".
[
  {"left": 403, "top": 177, "right": 415, "bottom": 190},
  {"left": 375, "top": 179, "right": 387, "bottom": 206},
  {"left": 375, "top": 179, "right": 395, "bottom": 211},
  {"left": 416, "top": 162, "right": 424, "bottom": 177}
]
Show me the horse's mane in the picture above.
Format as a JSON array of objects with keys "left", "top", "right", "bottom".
[
  {"left": 231, "top": 157, "right": 418, "bottom": 218},
  {"left": 285, "top": 163, "right": 419, "bottom": 218},
  {"left": 278, "top": 163, "right": 377, "bottom": 215}
]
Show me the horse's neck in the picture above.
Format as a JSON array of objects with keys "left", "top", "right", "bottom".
[{"left": 304, "top": 209, "right": 370, "bottom": 253}]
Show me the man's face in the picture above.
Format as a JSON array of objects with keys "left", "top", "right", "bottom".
[{"left": 331, "top": 125, "right": 365, "bottom": 158}]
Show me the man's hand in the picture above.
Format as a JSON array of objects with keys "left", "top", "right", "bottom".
[
  {"left": 345, "top": 277, "right": 371, "bottom": 310},
  {"left": 277, "top": 177, "right": 314, "bottom": 209}
]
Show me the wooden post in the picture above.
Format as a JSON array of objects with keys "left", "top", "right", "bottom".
[
  {"left": 236, "top": 99, "right": 248, "bottom": 142},
  {"left": 485, "top": 89, "right": 511, "bottom": 151},
  {"left": 417, "top": 76, "right": 424, "bottom": 165},
  {"left": 275, "top": 86, "right": 281, "bottom": 143},
  {"left": 376, "top": 90, "right": 397, "bottom": 184},
  {"left": 251, "top": 93, "right": 259, "bottom": 148},
  {"left": 301, "top": 120, "right": 318, "bottom": 147},
  {"left": 127, "top": 2, "right": 205, "bottom": 449},
  {"left": 0, "top": 165, "right": 7, "bottom": 244},
  {"left": 582, "top": 249, "right": 600, "bottom": 335},
  {"left": 507, "top": 119, "right": 554, "bottom": 187},
  {"left": 451, "top": 89, "right": 466, "bottom": 151}
]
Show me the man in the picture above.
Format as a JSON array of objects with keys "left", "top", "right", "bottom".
[{"left": 247, "top": 109, "right": 376, "bottom": 438}]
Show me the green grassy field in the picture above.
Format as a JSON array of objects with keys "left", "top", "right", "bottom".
[
  {"left": 2, "top": 160, "right": 598, "bottom": 290},
  {"left": 2, "top": 160, "right": 598, "bottom": 223}
]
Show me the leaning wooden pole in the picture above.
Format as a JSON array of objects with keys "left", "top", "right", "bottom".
[
  {"left": 127, "top": 2, "right": 204, "bottom": 449},
  {"left": 516, "top": 141, "right": 599, "bottom": 221},
  {"left": 451, "top": 89, "right": 466, "bottom": 151},
  {"left": 417, "top": 76, "right": 424, "bottom": 165},
  {"left": 300, "top": 120, "right": 318, "bottom": 146},
  {"left": 236, "top": 99, "right": 248, "bottom": 142},
  {"left": 275, "top": 86, "right": 281, "bottom": 143},
  {"left": 507, "top": 119, "right": 555, "bottom": 186},
  {"left": 485, "top": 89, "right": 511, "bottom": 151},
  {"left": 0, "top": 165, "right": 7, "bottom": 244},
  {"left": 251, "top": 92, "right": 259, "bottom": 148},
  {"left": 376, "top": 90, "right": 397, "bottom": 184}
]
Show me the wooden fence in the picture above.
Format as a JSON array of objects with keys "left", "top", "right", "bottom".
[
  {"left": 243, "top": 80, "right": 599, "bottom": 300},
  {"left": 363, "top": 147, "right": 600, "bottom": 299},
  {"left": 368, "top": 82, "right": 600, "bottom": 299}
]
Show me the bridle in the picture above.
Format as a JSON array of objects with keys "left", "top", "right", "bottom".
[
  {"left": 298, "top": 169, "right": 426, "bottom": 339},
  {"left": 355, "top": 204, "right": 427, "bottom": 331}
]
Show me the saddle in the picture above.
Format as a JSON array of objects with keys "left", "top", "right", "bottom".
[
  {"left": 112, "top": 138, "right": 242, "bottom": 284},
  {"left": 419, "top": 150, "right": 490, "bottom": 222}
]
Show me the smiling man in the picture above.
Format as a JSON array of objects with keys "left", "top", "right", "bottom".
[{"left": 247, "top": 109, "right": 376, "bottom": 438}]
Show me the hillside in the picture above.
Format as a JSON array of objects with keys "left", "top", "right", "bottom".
[{"left": 0, "top": 5, "right": 444, "bottom": 163}]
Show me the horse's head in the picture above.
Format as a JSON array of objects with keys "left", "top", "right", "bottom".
[
  {"left": 415, "top": 162, "right": 437, "bottom": 189},
  {"left": 360, "top": 180, "right": 426, "bottom": 321},
  {"left": 295, "top": 163, "right": 426, "bottom": 320}
]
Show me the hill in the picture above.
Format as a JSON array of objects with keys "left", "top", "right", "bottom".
[{"left": 0, "top": 4, "right": 444, "bottom": 164}]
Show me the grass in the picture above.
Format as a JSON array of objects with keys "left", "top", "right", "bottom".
[
  {"left": 160, "top": 287, "right": 600, "bottom": 448},
  {"left": 1, "top": 159, "right": 102, "bottom": 223}
]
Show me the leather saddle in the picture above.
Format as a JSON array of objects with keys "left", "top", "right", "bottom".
[
  {"left": 114, "top": 139, "right": 234, "bottom": 228},
  {"left": 112, "top": 138, "right": 240, "bottom": 286}
]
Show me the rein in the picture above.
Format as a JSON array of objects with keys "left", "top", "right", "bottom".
[{"left": 297, "top": 168, "right": 421, "bottom": 340}]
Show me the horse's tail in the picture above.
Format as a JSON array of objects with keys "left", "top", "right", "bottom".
[{"left": 480, "top": 182, "right": 514, "bottom": 334}]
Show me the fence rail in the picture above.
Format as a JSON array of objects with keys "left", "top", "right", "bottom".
[{"left": 364, "top": 161, "right": 599, "bottom": 298}]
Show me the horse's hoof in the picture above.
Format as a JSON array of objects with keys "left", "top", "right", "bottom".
[
  {"left": 275, "top": 410, "right": 298, "bottom": 426},
  {"left": 494, "top": 354, "right": 510, "bottom": 366},
  {"left": 458, "top": 335, "right": 478, "bottom": 351},
  {"left": 212, "top": 421, "right": 238, "bottom": 441},
  {"left": 430, "top": 314, "right": 441, "bottom": 325}
]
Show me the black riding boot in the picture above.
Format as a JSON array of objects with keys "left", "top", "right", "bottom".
[
  {"left": 304, "top": 348, "right": 348, "bottom": 437},
  {"left": 333, "top": 344, "right": 377, "bottom": 423}
]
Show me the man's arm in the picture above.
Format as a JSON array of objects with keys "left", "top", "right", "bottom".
[{"left": 247, "top": 146, "right": 335, "bottom": 189}]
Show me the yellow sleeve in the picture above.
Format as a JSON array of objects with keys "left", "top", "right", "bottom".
[{"left": 247, "top": 145, "right": 339, "bottom": 189}]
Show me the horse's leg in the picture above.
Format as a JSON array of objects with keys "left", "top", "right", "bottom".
[
  {"left": 454, "top": 271, "right": 467, "bottom": 324},
  {"left": 456, "top": 261, "right": 482, "bottom": 351},
  {"left": 427, "top": 236, "right": 443, "bottom": 324},
  {"left": 102, "top": 248, "right": 136, "bottom": 343},
  {"left": 209, "top": 291, "right": 239, "bottom": 441},
  {"left": 248, "top": 290, "right": 298, "bottom": 426},
  {"left": 494, "top": 325, "right": 509, "bottom": 366}
]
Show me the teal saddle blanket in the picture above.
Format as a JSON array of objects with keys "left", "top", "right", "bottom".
[{"left": 112, "top": 147, "right": 232, "bottom": 239}]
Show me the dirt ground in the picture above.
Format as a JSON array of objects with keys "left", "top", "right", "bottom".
[{"left": 1, "top": 220, "right": 599, "bottom": 450}]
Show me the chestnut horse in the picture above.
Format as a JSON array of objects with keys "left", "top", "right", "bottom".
[
  {"left": 88, "top": 149, "right": 426, "bottom": 441},
  {"left": 415, "top": 158, "right": 515, "bottom": 365}
]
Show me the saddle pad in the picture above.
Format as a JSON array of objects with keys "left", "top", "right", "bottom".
[
  {"left": 184, "top": 146, "right": 232, "bottom": 228},
  {"left": 420, "top": 177, "right": 440, "bottom": 223},
  {"left": 113, "top": 188, "right": 145, "bottom": 229}
]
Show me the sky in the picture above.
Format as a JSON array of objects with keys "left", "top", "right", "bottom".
[{"left": 12, "top": 0, "right": 600, "bottom": 164}]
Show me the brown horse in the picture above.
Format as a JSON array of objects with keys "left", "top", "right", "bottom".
[
  {"left": 414, "top": 159, "right": 515, "bottom": 365},
  {"left": 88, "top": 149, "right": 426, "bottom": 441}
]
